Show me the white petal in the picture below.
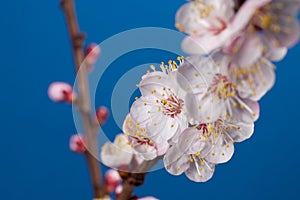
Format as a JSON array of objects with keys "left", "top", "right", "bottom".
[
  {"left": 132, "top": 143, "right": 157, "bottom": 161},
  {"left": 225, "top": 120, "right": 254, "bottom": 143},
  {"left": 230, "top": 58, "right": 276, "bottom": 101},
  {"left": 229, "top": 98, "right": 260, "bottom": 122},
  {"left": 185, "top": 159, "right": 215, "bottom": 182},
  {"left": 233, "top": 0, "right": 271, "bottom": 32},
  {"left": 130, "top": 96, "right": 161, "bottom": 127},
  {"left": 164, "top": 145, "right": 190, "bottom": 175},
  {"left": 139, "top": 71, "right": 174, "bottom": 97},
  {"left": 232, "top": 34, "right": 264, "bottom": 67},
  {"left": 101, "top": 134, "right": 133, "bottom": 168},
  {"left": 205, "top": 133, "right": 234, "bottom": 164}
]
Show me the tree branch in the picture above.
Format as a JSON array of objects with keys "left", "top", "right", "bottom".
[
  {"left": 60, "top": 0, "right": 106, "bottom": 198},
  {"left": 117, "top": 158, "right": 160, "bottom": 200}
]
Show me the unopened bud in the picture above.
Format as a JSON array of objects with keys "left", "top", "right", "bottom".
[
  {"left": 69, "top": 134, "right": 86, "bottom": 153},
  {"left": 48, "top": 82, "right": 74, "bottom": 103},
  {"left": 105, "top": 169, "right": 121, "bottom": 193},
  {"left": 85, "top": 43, "right": 101, "bottom": 67},
  {"left": 138, "top": 197, "right": 158, "bottom": 200},
  {"left": 115, "top": 185, "right": 123, "bottom": 198},
  {"left": 96, "top": 106, "right": 109, "bottom": 125}
]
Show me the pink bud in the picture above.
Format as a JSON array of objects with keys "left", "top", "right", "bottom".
[
  {"left": 96, "top": 106, "right": 109, "bottom": 125},
  {"left": 69, "top": 134, "right": 86, "bottom": 153},
  {"left": 85, "top": 43, "right": 101, "bottom": 66},
  {"left": 48, "top": 82, "right": 74, "bottom": 103},
  {"left": 115, "top": 185, "right": 123, "bottom": 198},
  {"left": 105, "top": 169, "right": 121, "bottom": 193},
  {"left": 138, "top": 197, "right": 158, "bottom": 200}
]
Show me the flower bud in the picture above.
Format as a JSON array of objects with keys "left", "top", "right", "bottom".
[
  {"left": 96, "top": 106, "right": 109, "bottom": 125},
  {"left": 138, "top": 197, "right": 158, "bottom": 200},
  {"left": 85, "top": 43, "right": 101, "bottom": 66},
  {"left": 115, "top": 185, "right": 123, "bottom": 198},
  {"left": 105, "top": 169, "right": 121, "bottom": 193},
  {"left": 69, "top": 134, "right": 86, "bottom": 153},
  {"left": 48, "top": 82, "right": 74, "bottom": 103}
]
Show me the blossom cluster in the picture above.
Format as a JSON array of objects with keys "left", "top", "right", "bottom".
[{"left": 101, "top": 0, "right": 300, "bottom": 183}]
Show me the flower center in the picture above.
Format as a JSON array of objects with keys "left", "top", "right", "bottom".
[
  {"left": 161, "top": 94, "right": 184, "bottom": 118},
  {"left": 196, "top": 123, "right": 208, "bottom": 134},
  {"left": 209, "top": 74, "right": 236, "bottom": 99}
]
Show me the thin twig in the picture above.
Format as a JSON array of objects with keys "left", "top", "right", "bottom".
[
  {"left": 117, "top": 158, "right": 160, "bottom": 200},
  {"left": 60, "top": 0, "right": 106, "bottom": 198}
]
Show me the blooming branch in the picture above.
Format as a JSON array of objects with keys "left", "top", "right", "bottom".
[{"left": 51, "top": 0, "right": 300, "bottom": 199}]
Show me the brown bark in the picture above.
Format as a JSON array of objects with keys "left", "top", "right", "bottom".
[{"left": 60, "top": 0, "right": 106, "bottom": 198}]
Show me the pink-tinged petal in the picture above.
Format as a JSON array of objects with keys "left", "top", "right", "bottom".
[
  {"left": 185, "top": 159, "right": 215, "bottom": 182},
  {"left": 175, "top": 1, "right": 233, "bottom": 35},
  {"left": 101, "top": 134, "right": 134, "bottom": 168},
  {"left": 48, "top": 82, "right": 74, "bottom": 103},
  {"left": 225, "top": 120, "right": 254, "bottom": 143},
  {"left": 69, "top": 134, "right": 86, "bottom": 153},
  {"left": 205, "top": 134, "right": 234, "bottom": 164},
  {"left": 176, "top": 0, "right": 235, "bottom": 54},
  {"left": 181, "top": 30, "right": 233, "bottom": 55}
]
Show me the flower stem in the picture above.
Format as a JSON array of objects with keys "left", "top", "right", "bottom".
[
  {"left": 60, "top": 0, "right": 106, "bottom": 198},
  {"left": 117, "top": 158, "right": 160, "bottom": 200}
]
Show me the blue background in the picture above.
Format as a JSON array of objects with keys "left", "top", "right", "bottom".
[{"left": 1, "top": 0, "right": 300, "bottom": 199}]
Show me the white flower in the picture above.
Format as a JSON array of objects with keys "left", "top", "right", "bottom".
[
  {"left": 176, "top": 0, "right": 243, "bottom": 54},
  {"left": 163, "top": 126, "right": 215, "bottom": 182},
  {"left": 123, "top": 114, "right": 169, "bottom": 160},
  {"left": 130, "top": 61, "right": 189, "bottom": 145},
  {"left": 212, "top": 50, "right": 276, "bottom": 101},
  {"left": 177, "top": 56, "right": 260, "bottom": 123},
  {"left": 164, "top": 115, "right": 254, "bottom": 182},
  {"left": 235, "top": 0, "right": 300, "bottom": 48},
  {"left": 101, "top": 134, "right": 143, "bottom": 169}
]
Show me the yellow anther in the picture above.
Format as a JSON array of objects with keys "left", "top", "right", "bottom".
[{"left": 161, "top": 99, "right": 167, "bottom": 105}]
